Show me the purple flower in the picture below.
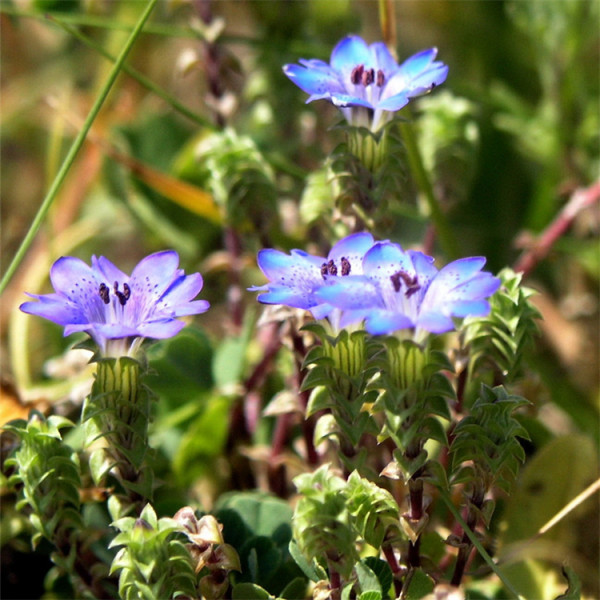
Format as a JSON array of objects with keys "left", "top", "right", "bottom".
[
  {"left": 283, "top": 35, "right": 448, "bottom": 130},
  {"left": 20, "top": 250, "right": 210, "bottom": 356},
  {"left": 314, "top": 242, "right": 501, "bottom": 338},
  {"left": 249, "top": 232, "right": 375, "bottom": 323}
]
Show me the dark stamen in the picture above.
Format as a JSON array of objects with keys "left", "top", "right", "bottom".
[
  {"left": 321, "top": 263, "right": 328, "bottom": 279},
  {"left": 390, "top": 270, "right": 421, "bottom": 297},
  {"left": 99, "top": 283, "right": 110, "bottom": 304},
  {"left": 341, "top": 257, "right": 351, "bottom": 276},
  {"left": 362, "top": 68, "right": 375, "bottom": 86},
  {"left": 350, "top": 64, "right": 364, "bottom": 85},
  {"left": 376, "top": 69, "right": 385, "bottom": 87},
  {"left": 327, "top": 259, "right": 338, "bottom": 276},
  {"left": 110, "top": 281, "right": 131, "bottom": 306}
]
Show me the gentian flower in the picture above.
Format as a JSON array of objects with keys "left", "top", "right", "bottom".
[
  {"left": 249, "top": 232, "right": 375, "bottom": 325},
  {"left": 283, "top": 34, "right": 448, "bottom": 130},
  {"left": 314, "top": 242, "right": 501, "bottom": 338},
  {"left": 20, "top": 250, "right": 209, "bottom": 357}
]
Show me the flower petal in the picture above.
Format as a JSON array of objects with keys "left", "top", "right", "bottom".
[
  {"left": 364, "top": 310, "right": 415, "bottom": 335},
  {"left": 416, "top": 311, "right": 455, "bottom": 333},
  {"left": 315, "top": 275, "right": 381, "bottom": 309},
  {"left": 92, "top": 255, "right": 128, "bottom": 286},
  {"left": 20, "top": 294, "right": 85, "bottom": 326},
  {"left": 328, "top": 232, "right": 375, "bottom": 275},
  {"left": 370, "top": 42, "right": 400, "bottom": 75},
  {"left": 331, "top": 35, "right": 372, "bottom": 72},
  {"left": 283, "top": 63, "right": 345, "bottom": 97}
]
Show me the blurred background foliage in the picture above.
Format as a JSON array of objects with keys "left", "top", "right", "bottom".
[{"left": 0, "top": 0, "right": 598, "bottom": 598}]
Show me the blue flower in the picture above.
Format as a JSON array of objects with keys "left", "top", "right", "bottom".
[
  {"left": 20, "top": 250, "right": 210, "bottom": 356},
  {"left": 283, "top": 35, "right": 448, "bottom": 130},
  {"left": 249, "top": 232, "right": 375, "bottom": 323},
  {"left": 314, "top": 242, "right": 501, "bottom": 337}
]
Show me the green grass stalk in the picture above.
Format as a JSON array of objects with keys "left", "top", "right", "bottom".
[{"left": 0, "top": 0, "right": 160, "bottom": 295}]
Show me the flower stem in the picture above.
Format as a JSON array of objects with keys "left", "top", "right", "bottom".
[
  {"left": 438, "top": 487, "right": 525, "bottom": 599},
  {"left": 399, "top": 121, "right": 459, "bottom": 259},
  {"left": 0, "top": 0, "right": 159, "bottom": 295}
]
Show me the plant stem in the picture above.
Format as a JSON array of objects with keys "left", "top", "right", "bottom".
[
  {"left": 438, "top": 487, "right": 525, "bottom": 600},
  {"left": 514, "top": 181, "right": 600, "bottom": 277},
  {"left": 0, "top": 0, "right": 159, "bottom": 294},
  {"left": 47, "top": 15, "right": 214, "bottom": 129}
]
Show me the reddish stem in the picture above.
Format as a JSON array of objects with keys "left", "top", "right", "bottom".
[{"left": 514, "top": 181, "right": 600, "bottom": 277}]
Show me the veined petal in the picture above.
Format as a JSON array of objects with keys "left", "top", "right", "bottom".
[
  {"left": 20, "top": 294, "right": 85, "bottom": 326},
  {"left": 173, "top": 299, "right": 211, "bottom": 317},
  {"left": 20, "top": 250, "right": 208, "bottom": 354},
  {"left": 161, "top": 272, "right": 205, "bottom": 306},
  {"left": 257, "top": 248, "right": 322, "bottom": 289},
  {"left": 283, "top": 63, "right": 345, "bottom": 97}
]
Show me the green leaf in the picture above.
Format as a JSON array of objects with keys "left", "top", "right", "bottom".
[
  {"left": 279, "top": 577, "right": 308, "bottom": 599},
  {"left": 232, "top": 583, "right": 273, "bottom": 600},
  {"left": 288, "top": 540, "right": 322, "bottom": 583},
  {"left": 355, "top": 560, "right": 382, "bottom": 595},
  {"left": 403, "top": 568, "right": 434, "bottom": 600}
]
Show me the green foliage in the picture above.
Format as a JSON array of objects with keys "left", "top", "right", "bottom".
[
  {"left": 109, "top": 503, "right": 197, "bottom": 600},
  {"left": 82, "top": 356, "right": 155, "bottom": 500},
  {"left": 215, "top": 492, "right": 305, "bottom": 596},
  {"left": 450, "top": 385, "right": 530, "bottom": 494},
  {"left": 461, "top": 268, "right": 540, "bottom": 383},
  {"left": 372, "top": 339, "right": 454, "bottom": 482},
  {"left": 5, "top": 412, "right": 82, "bottom": 551},
  {"left": 176, "top": 128, "right": 279, "bottom": 237},
  {"left": 292, "top": 464, "right": 359, "bottom": 579},
  {"left": 344, "top": 471, "right": 403, "bottom": 549},
  {"left": 302, "top": 324, "right": 381, "bottom": 465}
]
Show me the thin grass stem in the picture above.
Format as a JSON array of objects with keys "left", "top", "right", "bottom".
[{"left": 0, "top": 0, "right": 159, "bottom": 295}]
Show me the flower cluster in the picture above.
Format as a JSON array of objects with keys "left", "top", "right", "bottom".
[
  {"left": 251, "top": 234, "right": 500, "bottom": 339},
  {"left": 20, "top": 251, "right": 209, "bottom": 357},
  {"left": 283, "top": 35, "right": 448, "bottom": 131}
]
